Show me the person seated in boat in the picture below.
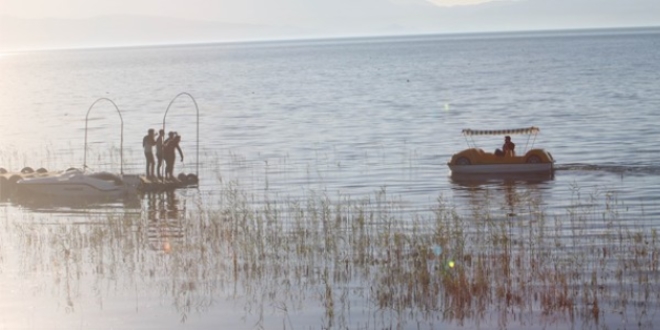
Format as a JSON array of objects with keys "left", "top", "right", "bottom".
[
  {"left": 143, "top": 129, "right": 156, "bottom": 178},
  {"left": 495, "top": 136, "right": 515, "bottom": 156},
  {"left": 164, "top": 132, "right": 184, "bottom": 180}
]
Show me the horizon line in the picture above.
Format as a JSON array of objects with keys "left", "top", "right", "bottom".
[{"left": 2, "top": 24, "right": 659, "bottom": 55}]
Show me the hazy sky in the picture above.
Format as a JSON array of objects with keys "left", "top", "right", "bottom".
[
  {"left": 1, "top": 0, "right": 659, "bottom": 51},
  {"left": 3, "top": 0, "right": 499, "bottom": 19},
  {"left": 1, "top": 0, "right": 512, "bottom": 22}
]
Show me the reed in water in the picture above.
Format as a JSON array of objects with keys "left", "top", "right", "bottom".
[{"left": 3, "top": 178, "right": 659, "bottom": 329}]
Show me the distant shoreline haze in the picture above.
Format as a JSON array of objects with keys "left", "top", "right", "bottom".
[{"left": 1, "top": 3, "right": 660, "bottom": 53}]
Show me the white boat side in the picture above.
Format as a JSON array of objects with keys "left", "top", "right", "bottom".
[
  {"left": 448, "top": 163, "right": 553, "bottom": 174},
  {"left": 16, "top": 170, "right": 135, "bottom": 198}
]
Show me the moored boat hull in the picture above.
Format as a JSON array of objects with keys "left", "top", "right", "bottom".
[
  {"left": 16, "top": 182, "right": 126, "bottom": 199},
  {"left": 16, "top": 170, "right": 134, "bottom": 199}
]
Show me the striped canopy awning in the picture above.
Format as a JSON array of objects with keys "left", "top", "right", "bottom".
[{"left": 461, "top": 126, "right": 540, "bottom": 136}]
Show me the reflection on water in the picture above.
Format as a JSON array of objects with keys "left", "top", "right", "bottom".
[
  {"left": 449, "top": 172, "right": 555, "bottom": 188},
  {"left": 144, "top": 191, "right": 185, "bottom": 252},
  {"left": 449, "top": 172, "right": 555, "bottom": 217},
  {"left": 8, "top": 190, "right": 142, "bottom": 212}
]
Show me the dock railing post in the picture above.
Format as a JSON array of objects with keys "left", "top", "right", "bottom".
[
  {"left": 162, "top": 92, "right": 200, "bottom": 180},
  {"left": 84, "top": 98, "right": 124, "bottom": 174}
]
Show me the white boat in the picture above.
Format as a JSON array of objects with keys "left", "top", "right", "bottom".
[{"left": 16, "top": 169, "right": 140, "bottom": 199}]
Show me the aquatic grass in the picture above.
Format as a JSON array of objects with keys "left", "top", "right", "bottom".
[{"left": 1, "top": 179, "right": 660, "bottom": 329}]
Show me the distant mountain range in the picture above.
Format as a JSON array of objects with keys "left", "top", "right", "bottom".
[
  {"left": 2, "top": 0, "right": 659, "bottom": 52},
  {"left": 0, "top": 15, "right": 312, "bottom": 51}
]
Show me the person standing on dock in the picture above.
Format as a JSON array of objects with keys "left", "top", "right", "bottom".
[
  {"left": 164, "top": 132, "right": 184, "bottom": 180},
  {"left": 143, "top": 129, "right": 156, "bottom": 178},
  {"left": 155, "top": 129, "right": 165, "bottom": 179},
  {"left": 162, "top": 131, "right": 175, "bottom": 179}
]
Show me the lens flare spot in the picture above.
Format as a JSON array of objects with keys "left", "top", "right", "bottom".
[{"left": 448, "top": 261, "right": 455, "bottom": 268}]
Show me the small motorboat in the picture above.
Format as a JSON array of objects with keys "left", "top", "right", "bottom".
[
  {"left": 447, "top": 126, "right": 554, "bottom": 175},
  {"left": 16, "top": 168, "right": 140, "bottom": 199}
]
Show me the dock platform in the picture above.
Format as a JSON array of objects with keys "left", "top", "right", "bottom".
[{"left": 138, "top": 176, "right": 198, "bottom": 192}]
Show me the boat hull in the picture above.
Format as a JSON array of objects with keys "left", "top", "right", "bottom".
[
  {"left": 448, "top": 163, "right": 553, "bottom": 175},
  {"left": 17, "top": 182, "right": 126, "bottom": 198},
  {"left": 15, "top": 170, "right": 135, "bottom": 200}
]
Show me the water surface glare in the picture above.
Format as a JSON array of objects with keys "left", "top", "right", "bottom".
[{"left": 1, "top": 28, "right": 660, "bottom": 329}]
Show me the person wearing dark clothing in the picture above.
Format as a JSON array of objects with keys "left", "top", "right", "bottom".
[
  {"left": 163, "top": 131, "right": 175, "bottom": 149},
  {"left": 155, "top": 129, "right": 165, "bottom": 179},
  {"left": 495, "top": 136, "right": 515, "bottom": 156},
  {"left": 164, "top": 133, "right": 183, "bottom": 180},
  {"left": 143, "top": 129, "right": 156, "bottom": 177}
]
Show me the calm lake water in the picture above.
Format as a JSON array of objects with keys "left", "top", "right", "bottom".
[{"left": 1, "top": 28, "right": 660, "bottom": 329}]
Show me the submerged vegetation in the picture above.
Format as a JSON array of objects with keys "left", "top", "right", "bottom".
[{"left": 2, "top": 178, "right": 659, "bottom": 329}]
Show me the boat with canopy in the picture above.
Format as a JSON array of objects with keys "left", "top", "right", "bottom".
[{"left": 447, "top": 126, "right": 554, "bottom": 174}]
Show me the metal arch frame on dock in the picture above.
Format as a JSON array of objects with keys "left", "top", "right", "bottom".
[
  {"left": 83, "top": 98, "right": 124, "bottom": 174},
  {"left": 161, "top": 92, "right": 199, "bottom": 178}
]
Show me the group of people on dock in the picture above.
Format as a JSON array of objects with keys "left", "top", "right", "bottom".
[{"left": 143, "top": 129, "right": 183, "bottom": 180}]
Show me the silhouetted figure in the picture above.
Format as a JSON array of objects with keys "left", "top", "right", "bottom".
[
  {"left": 164, "top": 132, "right": 183, "bottom": 180},
  {"left": 495, "top": 136, "right": 515, "bottom": 157},
  {"left": 143, "top": 129, "right": 156, "bottom": 177},
  {"left": 155, "top": 129, "right": 165, "bottom": 179}
]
